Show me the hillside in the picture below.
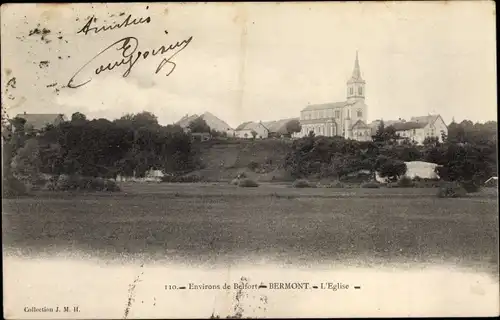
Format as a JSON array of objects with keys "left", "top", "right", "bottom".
[{"left": 189, "top": 139, "right": 294, "bottom": 182}]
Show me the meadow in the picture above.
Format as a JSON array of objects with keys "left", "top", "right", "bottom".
[{"left": 3, "top": 183, "right": 498, "bottom": 277}]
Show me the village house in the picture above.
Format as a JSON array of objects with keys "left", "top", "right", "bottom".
[
  {"left": 386, "top": 115, "right": 448, "bottom": 145},
  {"left": 234, "top": 121, "right": 269, "bottom": 139}
]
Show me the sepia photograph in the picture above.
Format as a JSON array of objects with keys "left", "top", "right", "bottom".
[{"left": 2, "top": 1, "right": 498, "bottom": 318}]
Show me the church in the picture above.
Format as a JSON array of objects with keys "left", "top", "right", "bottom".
[{"left": 297, "top": 52, "right": 372, "bottom": 141}]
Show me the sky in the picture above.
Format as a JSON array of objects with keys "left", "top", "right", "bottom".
[{"left": 1, "top": 2, "right": 497, "bottom": 128}]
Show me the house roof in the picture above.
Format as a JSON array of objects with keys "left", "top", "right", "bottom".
[
  {"left": 235, "top": 121, "right": 269, "bottom": 132},
  {"left": 411, "top": 115, "right": 440, "bottom": 126},
  {"left": 175, "top": 112, "right": 233, "bottom": 132},
  {"left": 235, "top": 121, "right": 253, "bottom": 131},
  {"left": 391, "top": 121, "right": 428, "bottom": 131},
  {"left": 175, "top": 114, "right": 199, "bottom": 127},
  {"left": 369, "top": 115, "right": 443, "bottom": 132},
  {"left": 199, "top": 111, "right": 233, "bottom": 132},
  {"left": 261, "top": 117, "right": 299, "bottom": 134},
  {"left": 15, "top": 113, "right": 64, "bottom": 130}
]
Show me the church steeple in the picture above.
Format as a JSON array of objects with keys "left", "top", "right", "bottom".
[
  {"left": 347, "top": 51, "right": 366, "bottom": 102},
  {"left": 350, "top": 51, "right": 363, "bottom": 81}
]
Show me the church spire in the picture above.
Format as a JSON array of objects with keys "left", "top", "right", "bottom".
[
  {"left": 346, "top": 51, "right": 366, "bottom": 102},
  {"left": 350, "top": 50, "right": 363, "bottom": 81}
]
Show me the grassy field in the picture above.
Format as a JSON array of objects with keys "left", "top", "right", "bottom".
[{"left": 3, "top": 183, "right": 498, "bottom": 275}]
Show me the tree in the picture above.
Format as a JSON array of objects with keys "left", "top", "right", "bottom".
[
  {"left": 373, "top": 121, "right": 400, "bottom": 143},
  {"left": 11, "top": 138, "right": 43, "bottom": 185},
  {"left": 285, "top": 119, "right": 302, "bottom": 136},
  {"left": 383, "top": 125, "right": 400, "bottom": 143},
  {"left": 114, "top": 111, "right": 159, "bottom": 129},
  {"left": 251, "top": 130, "right": 258, "bottom": 139},
  {"left": 372, "top": 120, "right": 385, "bottom": 143},
  {"left": 133, "top": 111, "right": 159, "bottom": 128},
  {"left": 71, "top": 112, "right": 87, "bottom": 122},
  {"left": 376, "top": 157, "right": 407, "bottom": 182},
  {"left": 423, "top": 136, "right": 440, "bottom": 148},
  {"left": 210, "top": 129, "right": 220, "bottom": 137},
  {"left": 188, "top": 117, "right": 211, "bottom": 133}
]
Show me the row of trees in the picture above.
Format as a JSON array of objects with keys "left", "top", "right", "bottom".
[
  {"left": 285, "top": 119, "right": 497, "bottom": 184},
  {"left": 3, "top": 111, "right": 202, "bottom": 186},
  {"left": 2, "top": 109, "right": 496, "bottom": 193}
]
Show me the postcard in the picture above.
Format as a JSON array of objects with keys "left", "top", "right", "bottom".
[{"left": 2, "top": 1, "right": 498, "bottom": 318}]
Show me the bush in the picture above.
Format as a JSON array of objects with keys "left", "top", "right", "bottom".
[
  {"left": 361, "top": 181, "right": 380, "bottom": 188},
  {"left": 326, "top": 181, "right": 344, "bottom": 188},
  {"left": 397, "top": 176, "right": 415, "bottom": 188},
  {"left": 247, "top": 161, "right": 259, "bottom": 171},
  {"left": 236, "top": 172, "right": 247, "bottom": 179},
  {"left": 103, "top": 179, "right": 121, "bottom": 192},
  {"left": 2, "top": 176, "right": 27, "bottom": 197},
  {"left": 460, "top": 180, "right": 481, "bottom": 193},
  {"left": 160, "top": 175, "right": 203, "bottom": 183},
  {"left": 377, "top": 158, "right": 407, "bottom": 182},
  {"left": 437, "top": 183, "right": 467, "bottom": 198},
  {"left": 292, "top": 179, "right": 313, "bottom": 188},
  {"left": 46, "top": 175, "right": 120, "bottom": 191},
  {"left": 413, "top": 179, "right": 443, "bottom": 188},
  {"left": 238, "top": 178, "right": 259, "bottom": 188}
]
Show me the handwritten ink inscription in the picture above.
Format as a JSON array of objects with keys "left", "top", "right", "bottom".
[
  {"left": 77, "top": 14, "right": 151, "bottom": 36},
  {"left": 68, "top": 14, "right": 193, "bottom": 89}
]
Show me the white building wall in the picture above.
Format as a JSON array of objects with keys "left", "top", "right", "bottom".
[{"left": 235, "top": 124, "right": 269, "bottom": 139}]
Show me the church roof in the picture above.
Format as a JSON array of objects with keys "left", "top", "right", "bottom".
[
  {"left": 352, "top": 119, "right": 370, "bottom": 129},
  {"left": 302, "top": 100, "right": 364, "bottom": 112}
]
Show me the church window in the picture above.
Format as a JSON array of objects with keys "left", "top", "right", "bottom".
[
  {"left": 350, "top": 87, "right": 353, "bottom": 95},
  {"left": 357, "top": 110, "right": 362, "bottom": 117},
  {"left": 358, "top": 87, "right": 363, "bottom": 95},
  {"left": 335, "top": 110, "right": 340, "bottom": 118}
]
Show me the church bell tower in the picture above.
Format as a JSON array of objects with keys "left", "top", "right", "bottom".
[{"left": 346, "top": 51, "right": 366, "bottom": 103}]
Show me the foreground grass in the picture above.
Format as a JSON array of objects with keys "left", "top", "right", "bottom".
[{"left": 2, "top": 184, "right": 498, "bottom": 274}]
